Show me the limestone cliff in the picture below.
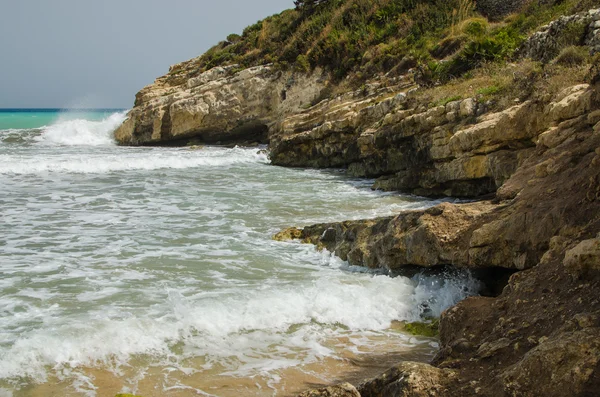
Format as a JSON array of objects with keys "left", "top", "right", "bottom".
[
  {"left": 115, "top": 65, "right": 329, "bottom": 146},
  {"left": 116, "top": 7, "right": 600, "bottom": 198},
  {"left": 282, "top": 80, "right": 600, "bottom": 397},
  {"left": 113, "top": 2, "right": 600, "bottom": 396}
]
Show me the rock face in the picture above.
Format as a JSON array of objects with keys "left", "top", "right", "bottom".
[
  {"left": 271, "top": 80, "right": 595, "bottom": 197},
  {"left": 519, "top": 8, "right": 600, "bottom": 62},
  {"left": 281, "top": 85, "right": 599, "bottom": 273},
  {"left": 286, "top": 82, "right": 600, "bottom": 396},
  {"left": 115, "top": 64, "right": 330, "bottom": 146}
]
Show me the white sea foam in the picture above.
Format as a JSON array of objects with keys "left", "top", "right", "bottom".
[
  {"left": 0, "top": 256, "right": 479, "bottom": 382},
  {"left": 0, "top": 146, "right": 268, "bottom": 175},
  {"left": 36, "top": 112, "right": 126, "bottom": 146},
  {"left": 0, "top": 112, "right": 479, "bottom": 395}
]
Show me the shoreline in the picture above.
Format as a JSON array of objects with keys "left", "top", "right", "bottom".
[{"left": 37, "top": 1, "right": 600, "bottom": 394}]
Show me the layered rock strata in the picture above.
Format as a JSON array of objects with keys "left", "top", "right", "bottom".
[
  {"left": 270, "top": 76, "right": 596, "bottom": 197},
  {"left": 282, "top": 82, "right": 600, "bottom": 396},
  {"left": 115, "top": 65, "right": 330, "bottom": 146}
]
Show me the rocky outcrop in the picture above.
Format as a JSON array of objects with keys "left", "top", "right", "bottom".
[
  {"left": 307, "top": 363, "right": 456, "bottom": 397},
  {"left": 280, "top": 201, "right": 499, "bottom": 270},
  {"left": 287, "top": 82, "right": 600, "bottom": 396},
  {"left": 280, "top": 84, "right": 599, "bottom": 273},
  {"left": 298, "top": 383, "right": 361, "bottom": 397},
  {"left": 281, "top": 85, "right": 600, "bottom": 269},
  {"left": 115, "top": 64, "right": 330, "bottom": 145},
  {"left": 475, "top": 0, "right": 528, "bottom": 20},
  {"left": 519, "top": 8, "right": 600, "bottom": 62},
  {"left": 358, "top": 362, "right": 456, "bottom": 397},
  {"left": 269, "top": 80, "right": 593, "bottom": 197}
]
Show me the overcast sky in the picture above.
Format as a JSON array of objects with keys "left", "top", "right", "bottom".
[{"left": 0, "top": 0, "right": 294, "bottom": 109}]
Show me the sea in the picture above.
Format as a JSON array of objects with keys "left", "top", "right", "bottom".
[{"left": 0, "top": 109, "right": 481, "bottom": 396}]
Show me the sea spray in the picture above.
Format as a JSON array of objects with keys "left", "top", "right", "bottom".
[{"left": 37, "top": 111, "right": 127, "bottom": 146}]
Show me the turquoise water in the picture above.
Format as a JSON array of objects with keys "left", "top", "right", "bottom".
[
  {"left": 0, "top": 109, "right": 124, "bottom": 130},
  {"left": 0, "top": 111, "right": 480, "bottom": 396}
]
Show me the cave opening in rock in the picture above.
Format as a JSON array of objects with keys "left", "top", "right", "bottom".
[{"left": 390, "top": 264, "right": 516, "bottom": 299}]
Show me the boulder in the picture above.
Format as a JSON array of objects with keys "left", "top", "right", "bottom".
[
  {"left": 358, "top": 362, "right": 456, "bottom": 397},
  {"left": 297, "top": 383, "right": 361, "bottom": 397}
]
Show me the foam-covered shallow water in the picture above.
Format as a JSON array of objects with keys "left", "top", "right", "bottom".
[{"left": 0, "top": 113, "right": 480, "bottom": 396}]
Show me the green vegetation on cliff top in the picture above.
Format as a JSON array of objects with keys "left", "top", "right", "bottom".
[{"left": 170, "top": 0, "right": 599, "bottom": 85}]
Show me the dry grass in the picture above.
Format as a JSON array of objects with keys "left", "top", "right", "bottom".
[
  {"left": 537, "top": 63, "right": 594, "bottom": 98},
  {"left": 416, "top": 56, "right": 594, "bottom": 111},
  {"left": 450, "top": 0, "right": 476, "bottom": 36}
]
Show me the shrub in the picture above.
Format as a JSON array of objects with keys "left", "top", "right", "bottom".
[
  {"left": 461, "top": 17, "right": 489, "bottom": 37},
  {"left": 295, "top": 54, "right": 311, "bottom": 73},
  {"left": 437, "top": 95, "right": 463, "bottom": 106},
  {"left": 430, "top": 35, "right": 466, "bottom": 59},
  {"left": 242, "top": 21, "right": 263, "bottom": 37},
  {"left": 441, "top": 26, "right": 524, "bottom": 79},
  {"left": 477, "top": 85, "right": 501, "bottom": 97},
  {"left": 226, "top": 34, "right": 242, "bottom": 43},
  {"left": 554, "top": 46, "right": 589, "bottom": 66},
  {"left": 556, "top": 20, "right": 588, "bottom": 48}
]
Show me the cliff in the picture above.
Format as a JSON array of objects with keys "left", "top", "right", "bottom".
[
  {"left": 113, "top": 0, "right": 600, "bottom": 396},
  {"left": 284, "top": 83, "right": 600, "bottom": 396},
  {"left": 116, "top": 2, "right": 600, "bottom": 199}
]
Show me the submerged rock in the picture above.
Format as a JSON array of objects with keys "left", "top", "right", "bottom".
[
  {"left": 273, "top": 227, "right": 304, "bottom": 241},
  {"left": 404, "top": 320, "right": 440, "bottom": 338}
]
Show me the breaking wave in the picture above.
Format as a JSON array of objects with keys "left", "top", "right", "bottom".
[{"left": 36, "top": 111, "right": 127, "bottom": 146}]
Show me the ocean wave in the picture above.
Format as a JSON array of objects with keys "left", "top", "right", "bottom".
[
  {"left": 0, "top": 146, "right": 269, "bottom": 175},
  {"left": 36, "top": 111, "right": 127, "bottom": 146},
  {"left": 0, "top": 258, "right": 479, "bottom": 382},
  {"left": 0, "top": 128, "right": 43, "bottom": 145}
]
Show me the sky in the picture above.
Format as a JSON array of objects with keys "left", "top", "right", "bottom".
[{"left": 0, "top": 0, "right": 294, "bottom": 109}]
